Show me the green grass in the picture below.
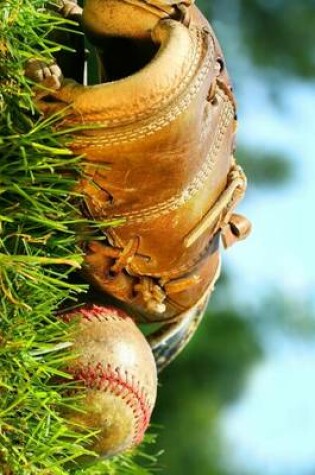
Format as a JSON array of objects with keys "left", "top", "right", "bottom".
[{"left": 0, "top": 1, "right": 158, "bottom": 473}]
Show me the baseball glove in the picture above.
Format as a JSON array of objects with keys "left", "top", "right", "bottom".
[{"left": 28, "top": 0, "right": 251, "bottom": 371}]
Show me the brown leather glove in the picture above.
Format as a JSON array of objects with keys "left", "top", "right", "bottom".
[{"left": 32, "top": 0, "right": 251, "bottom": 370}]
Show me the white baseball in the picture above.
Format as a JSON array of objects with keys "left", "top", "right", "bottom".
[{"left": 63, "top": 304, "right": 157, "bottom": 457}]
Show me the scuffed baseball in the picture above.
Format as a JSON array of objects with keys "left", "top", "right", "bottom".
[{"left": 63, "top": 304, "right": 157, "bottom": 457}]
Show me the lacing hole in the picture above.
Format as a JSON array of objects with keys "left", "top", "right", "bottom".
[
  {"left": 210, "top": 96, "right": 219, "bottom": 106},
  {"left": 172, "top": 5, "right": 191, "bottom": 26},
  {"left": 107, "top": 269, "right": 117, "bottom": 279},
  {"left": 216, "top": 57, "right": 225, "bottom": 75}
]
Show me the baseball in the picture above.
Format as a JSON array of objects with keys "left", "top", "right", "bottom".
[{"left": 62, "top": 304, "right": 157, "bottom": 457}]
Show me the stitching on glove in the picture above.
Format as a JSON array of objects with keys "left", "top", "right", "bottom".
[
  {"left": 69, "top": 27, "right": 214, "bottom": 139},
  {"left": 86, "top": 87, "right": 233, "bottom": 225},
  {"left": 62, "top": 26, "right": 202, "bottom": 126}
]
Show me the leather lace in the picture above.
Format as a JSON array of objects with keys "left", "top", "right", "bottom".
[
  {"left": 184, "top": 161, "right": 247, "bottom": 248},
  {"left": 134, "top": 277, "right": 167, "bottom": 314}
]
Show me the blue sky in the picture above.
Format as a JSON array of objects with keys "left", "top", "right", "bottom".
[
  {"left": 222, "top": 339, "right": 315, "bottom": 475},
  {"left": 226, "top": 79, "right": 315, "bottom": 302},
  {"left": 217, "top": 71, "right": 315, "bottom": 474}
]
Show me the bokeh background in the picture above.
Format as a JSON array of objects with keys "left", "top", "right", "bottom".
[{"left": 151, "top": 1, "right": 315, "bottom": 474}]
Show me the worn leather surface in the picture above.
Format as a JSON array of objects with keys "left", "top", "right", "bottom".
[
  {"left": 37, "top": 0, "right": 250, "bottom": 324},
  {"left": 64, "top": 305, "right": 157, "bottom": 456}
]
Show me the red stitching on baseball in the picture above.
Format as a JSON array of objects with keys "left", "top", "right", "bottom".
[
  {"left": 63, "top": 304, "right": 132, "bottom": 323},
  {"left": 63, "top": 305, "right": 152, "bottom": 443},
  {"left": 70, "top": 362, "right": 152, "bottom": 445}
]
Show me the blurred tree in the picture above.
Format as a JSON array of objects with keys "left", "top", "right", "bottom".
[
  {"left": 239, "top": 0, "right": 315, "bottom": 80},
  {"left": 253, "top": 291, "right": 315, "bottom": 340},
  {"left": 152, "top": 278, "right": 263, "bottom": 474},
  {"left": 237, "top": 147, "right": 293, "bottom": 187},
  {"left": 197, "top": 0, "right": 315, "bottom": 191},
  {"left": 199, "top": 0, "right": 315, "bottom": 80}
]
